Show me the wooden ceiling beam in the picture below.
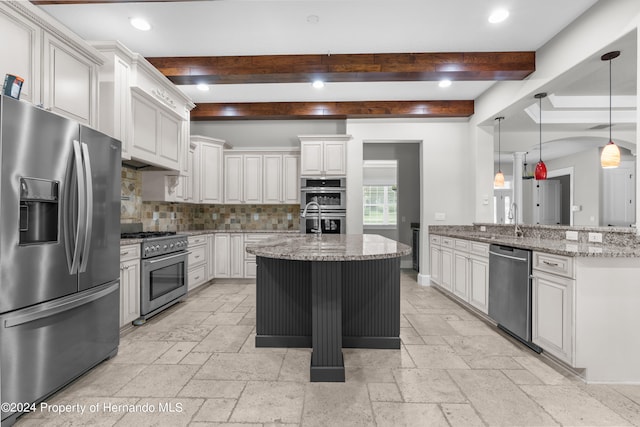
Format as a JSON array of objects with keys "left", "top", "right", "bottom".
[
  {"left": 191, "top": 100, "right": 474, "bottom": 121},
  {"left": 148, "top": 52, "right": 535, "bottom": 85}
]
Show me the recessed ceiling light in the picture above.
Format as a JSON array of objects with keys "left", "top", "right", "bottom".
[
  {"left": 312, "top": 80, "right": 325, "bottom": 89},
  {"left": 196, "top": 83, "right": 210, "bottom": 92},
  {"left": 438, "top": 80, "right": 452, "bottom": 88},
  {"left": 130, "top": 17, "right": 151, "bottom": 31},
  {"left": 488, "top": 9, "right": 509, "bottom": 24}
]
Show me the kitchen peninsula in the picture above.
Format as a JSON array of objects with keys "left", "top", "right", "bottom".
[
  {"left": 429, "top": 224, "right": 640, "bottom": 383},
  {"left": 246, "top": 234, "right": 411, "bottom": 382}
]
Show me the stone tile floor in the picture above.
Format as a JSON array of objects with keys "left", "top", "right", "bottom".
[{"left": 16, "top": 270, "right": 640, "bottom": 426}]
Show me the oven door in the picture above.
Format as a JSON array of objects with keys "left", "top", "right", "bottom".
[
  {"left": 141, "top": 252, "right": 188, "bottom": 316},
  {"left": 300, "top": 212, "right": 346, "bottom": 234},
  {"left": 300, "top": 188, "right": 346, "bottom": 210}
]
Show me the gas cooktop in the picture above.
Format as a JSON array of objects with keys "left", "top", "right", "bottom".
[{"left": 120, "top": 231, "right": 177, "bottom": 239}]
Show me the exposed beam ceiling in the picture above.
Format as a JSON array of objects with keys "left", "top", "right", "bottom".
[
  {"left": 148, "top": 52, "right": 535, "bottom": 86},
  {"left": 191, "top": 100, "right": 474, "bottom": 121},
  {"left": 151, "top": 52, "right": 530, "bottom": 119}
]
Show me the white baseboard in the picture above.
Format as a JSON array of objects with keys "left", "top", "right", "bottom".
[{"left": 417, "top": 273, "right": 431, "bottom": 286}]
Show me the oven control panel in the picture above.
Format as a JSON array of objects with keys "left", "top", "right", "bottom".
[{"left": 142, "top": 236, "right": 188, "bottom": 258}]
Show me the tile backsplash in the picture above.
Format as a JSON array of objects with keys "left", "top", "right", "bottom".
[{"left": 121, "top": 166, "right": 300, "bottom": 231}]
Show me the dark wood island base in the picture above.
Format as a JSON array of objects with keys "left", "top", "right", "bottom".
[{"left": 255, "top": 256, "right": 401, "bottom": 382}]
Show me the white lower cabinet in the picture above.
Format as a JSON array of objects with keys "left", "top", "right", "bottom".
[
  {"left": 468, "top": 242, "right": 489, "bottom": 314},
  {"left": 119, "top": 244, "right": 140, "bottom": 327},
  {"left": 452, "top": 239, "right": 470, "bottom": 300},
  {"left": 532, "top": 267, "right": 574, "bottom": 364},
  {"left": 429, "top": 235, "right": 441, "bottom": 285},
  {"left": 440, "top": 238, "right": 454, "bottom": 292},
  {"left": 430, "top": 235, "right": 489, "bottom": 315},
  {"left": 188, "top": 235, "right": 209, "bottom": 291},
  {"left": 243, "top": 234, "right": 277, "bottom": 278},
  {"left": 214, "top": 233, "right": 244, "bottom": 279}
]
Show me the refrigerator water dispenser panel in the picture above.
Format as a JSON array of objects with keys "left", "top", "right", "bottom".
[{"left": 19, "top": 177, "right": 59, "bottom": 245}]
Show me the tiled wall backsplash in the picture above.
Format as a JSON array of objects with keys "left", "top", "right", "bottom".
[{"left": 121, "top": 166, "right": 300, "bottom": 231}]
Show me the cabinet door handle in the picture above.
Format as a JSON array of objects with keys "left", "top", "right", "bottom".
[{"left": 542, "top": 260, "right": 559, "bottom": 267}]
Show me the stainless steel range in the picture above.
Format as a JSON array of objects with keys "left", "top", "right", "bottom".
[{"left": 121, "top": 231, "right": 188, "bottom": 323}]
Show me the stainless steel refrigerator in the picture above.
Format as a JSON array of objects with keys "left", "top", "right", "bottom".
[{"left": 0, "top": 95, "right": 121, "bottom": 425}]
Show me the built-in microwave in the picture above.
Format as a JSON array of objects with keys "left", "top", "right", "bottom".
[{"left": 300, "top": 178, "right": 346, "bottom": 211}]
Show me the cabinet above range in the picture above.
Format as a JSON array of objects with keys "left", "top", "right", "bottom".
[{"left": 91, "top": 41, "right": 195, "bottom": 170}]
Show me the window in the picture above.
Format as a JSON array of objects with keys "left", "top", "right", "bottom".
[{"left": 363, "top": 185, "right": 397, "bottom": 226}]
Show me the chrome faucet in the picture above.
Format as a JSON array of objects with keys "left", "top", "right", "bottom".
[
  {"left": 301, "top": 200, "right": 322, "bottom": 235},
  {"left": 508, "top": 202, "right": 524, "bottom": 237}
]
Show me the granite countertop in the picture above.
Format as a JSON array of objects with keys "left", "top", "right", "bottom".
[
  {"left": 245, "top": 234, "right": 412, "bottom": 261},
  {"left": 120, "top": 229, "right": 300, "bottom": 246},
  {"left": 430, "top": 229, "right": 640, "bottom": 258}
]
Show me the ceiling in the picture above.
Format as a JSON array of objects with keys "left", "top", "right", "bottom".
[{"left": 35, "top": 0, "right": 603, "bottom": 120}]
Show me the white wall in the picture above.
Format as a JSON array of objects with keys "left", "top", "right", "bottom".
[
  {"left": 191, "top": 119, "right": 346, "bottom": 148},
  {"left": 346, "top": 119, "right": 473, "bottom": 283},
  {"left": 471, "top": 1, "right": 640, "bottom": 230}
]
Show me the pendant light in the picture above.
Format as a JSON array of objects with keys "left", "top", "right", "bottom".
[
  {"left": 494, "top": 117, "right": 505, "bottom": 187},
  {"left": 534, "top": 92, "right": 547, "bottom": 180},
  {"left": 600, "top": 50, "right": 621, "bottom": 169}
]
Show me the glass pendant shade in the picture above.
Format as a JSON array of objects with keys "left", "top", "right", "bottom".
[
  {"left": 534, "top": 161, "right": 547, "bottom": 180},
  {"left": 600, "top": 51, "right": 621, "bottom": 169},
  {"left": 494, "top": 171, "right": 505, "bottom": 187},
  {"left": 534, "top": 93, "right": 547, "bottom": 181},
  {"left": 601, "top": 141, "right": 621, "bottom": 168}
]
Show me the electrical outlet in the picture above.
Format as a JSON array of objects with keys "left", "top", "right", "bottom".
[
  {"left": 565, "top": 230, "right": 578, "bottom": 241},
  {"left": 588, "top": 246, "right": 603, "bottom": 254},
  {"left": 588, "top": 232, "right": 603, "bottom": 243},
  {"left": 435, "top": 212, "right": 446, "bottom": 221},
  {"left": 480, "top": 226, "right": 486, "bottom": 232}
]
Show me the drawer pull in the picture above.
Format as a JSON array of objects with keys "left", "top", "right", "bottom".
[
  {"left": 543, "top": 260, "right": 560, "bottom": 267},
  {"left": 195, "top": 255, "right": 201, "bottom": 259},
  {"left": 120, "top": 251, "right": 129, "bottom": 256}
]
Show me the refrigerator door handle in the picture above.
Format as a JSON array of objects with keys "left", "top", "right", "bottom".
[
  {"left": 70, "top": 140, "right": 87, "bottom": 275},
  {"left": 79, "top": 142, "right": 93, "bottom": 273},
  {"left": 3, "top": 281, "right": 119, "bottom": 328}
]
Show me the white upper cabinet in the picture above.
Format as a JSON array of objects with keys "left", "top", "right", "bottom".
[
  {"left": 42, "top": 32, "right": 96, "bottom": 125},
  {"left": 198, "top": 137, "right": 226, "bottom": 204},
  {"left": 263, "top": 155, "right": 283, "bottom": 204},
  {"left": 0, "top": 5, "right": 40, "bottom": 105},
  {"left": 283, "top": 155, "right": 300, "bottom": 203},
  {"left": 0, "top": 2, "right": 103, "bottom": 126},
  {"left": 92, "top": 41, "right": 194, "bottom": 168},
  {"left": 263, "top": 153, "right": 300, "bottom": 204},
  {"left": 298, "top": 135, "right": 351, "bottom": 177},
  {"left": 224, "top": 154, "right": 263, "bottom": 204}
]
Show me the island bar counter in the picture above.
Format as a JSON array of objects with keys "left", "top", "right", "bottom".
[{"left": 246, "top": 234, "right": 411, "bottom": 382}]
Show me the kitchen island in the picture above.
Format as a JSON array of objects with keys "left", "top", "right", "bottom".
[{"left": 246, "top": 234, "right": 411, "bottom": 382}]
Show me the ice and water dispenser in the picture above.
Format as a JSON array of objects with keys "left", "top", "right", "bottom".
[{"left": 19, "top": 177, "right": 59, "bottom": 244}]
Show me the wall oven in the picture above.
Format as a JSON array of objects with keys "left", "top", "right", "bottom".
[
  {"left": 300, "top": 211, "right": 346, "bottom": 234},
  {"left": 121, "top": 232, "right": 189, "bottom": 324},
  {"left": 300, "top": 178, "right": 346, "bottom": 211}
]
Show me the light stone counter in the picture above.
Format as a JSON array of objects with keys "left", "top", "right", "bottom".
[
  {"left": 246, "top": 234, "right": 412, "bottom": 261},
  {"left": 429, "top": 225, "right": 640, "bottom": 257}
]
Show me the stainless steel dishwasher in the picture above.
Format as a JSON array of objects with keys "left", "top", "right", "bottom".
[{"left": 488, "top": 244, "right": 541, "bottom": 352}]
